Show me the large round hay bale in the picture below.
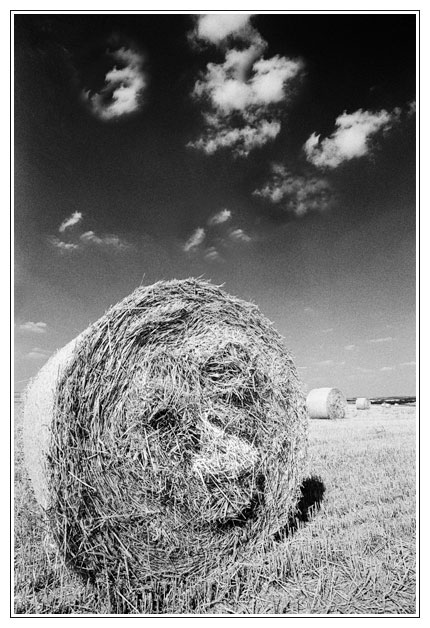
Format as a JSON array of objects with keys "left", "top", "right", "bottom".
[
  {"left": 23, "top": 278, "right": 308, "bottom": 589},
  {"left": 306, "top": 387, "right": 347, "bottom": 420},
  {"left": 355, "top": 397, "right": 371, "bottom": 410}
]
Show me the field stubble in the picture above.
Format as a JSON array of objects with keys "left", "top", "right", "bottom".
[{"left": 14, "top": 400, "right": 416, "bottom": 614}]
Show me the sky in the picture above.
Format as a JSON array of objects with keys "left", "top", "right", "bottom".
[{"left": 14, "top": 12, "right": 417, "bottom": 397}]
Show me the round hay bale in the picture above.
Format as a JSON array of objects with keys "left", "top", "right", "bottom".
[
  {"left": 355, "top": 397, "right": 371, "bottom": 410},
  {"left": 306, "top": 387, "right": 347, "bottom": 420},
  {"left": 23, "top": 278, "right": 308, "bottom": 589}
]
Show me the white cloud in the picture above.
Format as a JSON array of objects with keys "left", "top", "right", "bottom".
[
  {"left": 193, "top": 52, "right": 302, "bottom": 114},
  {"left": 321, "top": 328, "right": 333, "bottom": 334},
  {"left": 228, "top": 228, "right": 252, "bottom": 243},
  {"left": 400, "top": 361, "right": 416, "bottom": 367},
  {"left": 188, "top": 118, "right": 280, "bottom": 158},
  {"left": 345, "top": 344, "right": 356, "bottom": 351},
  {"left": 407, "top": 100, "right": 416, "bottom": 116},
  {"left": 380, "top": 366, "right": 395, "bottom": 372},
  {"left": 304, "top": 306, "right": 314, "bottom": 313},
  {"left": 304, "top": 108, "right": 399, "bottom": 169},
  {"left": 27, "top": 347, "right": 51, "bottom": 360},
  {"left": 50, "top": 237, "right": 79, "bottom": 252},
  {"left": 314, "top": 359, "right": 334, "bottom": 367},
  {"left": 19, "top": 321, "right": 47, "bottom": 334},
  {"left": 80, "top": 231, "right": 130, "bottom": 250},
  {"left": 190, "top": 14, "right": 260, "bottom": 46},
  {"left": 204, "top": 246, "right": 223, "bottom": 262},
  {"left": 357, "top": 366, "right": 374, "bottom": 373},
  {"left": 208, "top": 209, "right": 232, "bottom": 225},
  {"left": 183, "top": 227, "right": 206, "bottom": 252},
  {"left": 84, "top": 45, "right": 147, "bottom": 121},
  {"left": 59, "top": 211, "right": 83, "bottom": 233},
  {"left": 253, "top": 164, "right": 333, "bottom": 216},
  {"left": 189, "top": 21, "right": 303, "bottom": 157},
  {"left": 369, "top": 336, "right": 394, "bottom": 344}
]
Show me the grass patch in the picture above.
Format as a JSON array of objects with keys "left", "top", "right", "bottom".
[{"left": 14, "top": 402, "right": 416, "bottom": 614}]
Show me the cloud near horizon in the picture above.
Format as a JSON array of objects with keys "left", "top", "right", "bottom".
[
  {"left": 253, "top": 164, "right": 333, "bottom": 216},
  {"left": 304, "top": 108, "right": 400, "bottom": 169},
  {"left": 19, "top": 321, "right": 47, "bottom": 334},
  {"left": 369, "top": 336, "right": 394, "bottom": 344},
  {"left": 188, "top": 16, "right": 303, "bottom": 157},
  {"left": 59, "top": 211, "right": 83, "bottom": 233},
  {"left": 84, "top": 44, "right": 147, "bottom": 121},
  {"left": 27, "top": 347, "right": 51, "bottom": 360}
]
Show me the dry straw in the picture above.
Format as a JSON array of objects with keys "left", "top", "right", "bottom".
[
  {"left": 355, "top": 397, "right": 371, "bottom": 410},
  {"left": 23, "top": 278, "right": 308, "bottom": 599},
  {"left": 306, "top": 387, "right": 347, "bottom": 420}
]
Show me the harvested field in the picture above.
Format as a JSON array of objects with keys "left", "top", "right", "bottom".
[{"left": 14, "top": 400, "right": 416, "bottom": 614}]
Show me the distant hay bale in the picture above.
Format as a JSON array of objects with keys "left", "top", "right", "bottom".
[
  {"left": 23, "top": 278, "right": 308, "bottom": 590},
  {"left": 306, "top": 387, "right": 347, "bottom": 420},
  {"left": 355, "top": 397, "right": 371, "bottom": 410}
]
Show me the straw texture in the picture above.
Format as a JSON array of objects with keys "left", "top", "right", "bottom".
[{"left": 23, "top": 278, "right": 308, "bottom": 594}]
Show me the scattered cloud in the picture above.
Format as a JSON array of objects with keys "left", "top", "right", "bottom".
[
  {"left": 19, "top": 321, "right": 47, "bottom": 334},
  {"left": 369, "top": 336, "right": 394, "bottom": 344},
  {"left": 313, "top": 359, "right": 345, "bottom": 367},
  {"left": 183, "top": 227, "right": 206, "bottom": 253},
  {"left": 208, "top": 209, "right": 232, "bottom": 225},
  {"left": 304, "top": 107, "right": 400, "bottom": 169},
  {"left": 345, "top": 344, "right": 357, "bottom": 351},
  {"left": 380, "top": 366, "right": 395, "bottom": 372},
  {"left": 27, "top": 347, "right": 51, "bottom": 360},
  {"left": 188, "top": 19, "right": 303, "bottom": 157},
  {"left": 204, "top": 246, "right": 223, "bottom": 262},
  {"left": 189, "top": 14, "right": 262, "bottom": 47},
  {"left": 50, "top": 237, "right": 80, "bottom": 252},
  {"left": 314, "top": 359, "right": 334, "bottom": 367},
  {"left": 59, "top": 211, "right": 83, "bottom": 233},
  {"left": 184, "top": 215, "right": 252, "bottom": 260},
  {"left": 83, "top": 44, "right": 147, "bottom": 121},
  {"left": 228, "top": 228, "right": 252, "bottom": 243},
  {"left": 253, "top": 164, "right": 333, "bottom": 216},
  {"left": 189, "top": 119, "right": 281, "bottom": 157},
  {"left": 80, "top": 231, "right": 130, "bottom": 250}
]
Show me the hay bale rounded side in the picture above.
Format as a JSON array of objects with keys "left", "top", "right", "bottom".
[
  {"left": 306, "top": 387, "right": 347, "bottom": 420},
  {"left": 355, "top": 397, "right": 371, "bottom": 410},
  {"left": 23, "top": 278, "right": 308, "bottom": 589},
  {"left": 23, "top": 336, "right": 82, "bottom": 509}
]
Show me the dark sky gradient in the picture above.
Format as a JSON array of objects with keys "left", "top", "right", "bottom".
[{"left": 14, "top": 13, "right": 416, "bottom": 396}]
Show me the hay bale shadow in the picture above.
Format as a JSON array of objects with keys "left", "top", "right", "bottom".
[{"left": 275, "top": 475, "right": 325, "bottom": 541}]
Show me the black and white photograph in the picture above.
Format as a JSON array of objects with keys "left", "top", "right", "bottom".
[{"left": 13, "top": 8, "right": 418, "bottom": 616}]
